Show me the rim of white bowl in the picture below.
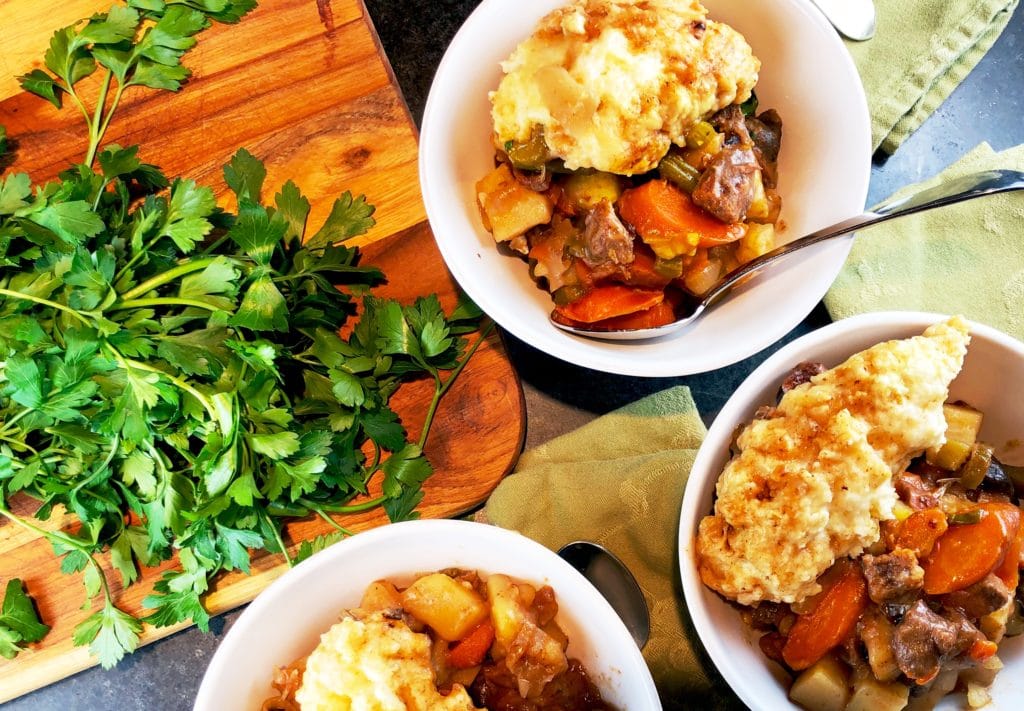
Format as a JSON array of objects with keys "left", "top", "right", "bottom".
[
  {"left": 195, "top": 519, "right": 661, "bottom": 710},
  {"left": 419, "top": 0, "right": 872, "bottom": 377},
  {"left": 677, "top": 311, "right": 1024, "bottom": 709}
]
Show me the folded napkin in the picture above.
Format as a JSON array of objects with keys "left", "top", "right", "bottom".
[
  {"left": 483, "top": 386, "right": 745, "bottom": 710},
  {"left": 825, "top": 142, "right": 1024, "bottom": 340},
  {"left": 849, "top": 0, "right": 1018, "bottom": 153}
]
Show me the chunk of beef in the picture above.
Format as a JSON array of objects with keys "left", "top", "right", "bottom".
[
  {"left": 893, "top": 600, "right": 958, "bottom": 683},
  {"left": 691, "top": 146, "right": 759, "bottom": 224},
  {"left": 861, "top": 548, "right": 925, "bottom": 605},
  {"left": 750, "top": 601, "right": 787, "bottom": 630},
  {"left": 896, "top": 472, "right": 942, "bottom": 510},
  {"left": 581, "top": 200, "right": 633, "bottom": 269},
  {"left": 710, "top": 105, "right": 753, "bottom": 146},
  {"left": 746, "top": 110, "right": 783, "bottom": 189},
  {"left": 941, "top": 574, "right": 1012, "bottom": 621},
  {"left": 940, "top": 607, "right": 984, "bottom": 657},
  {"left": 781, "top": 361, "right": 826, "bottom": 393},
  {"left": 746, "top": 109, "right": 783, "bottom": 163}
]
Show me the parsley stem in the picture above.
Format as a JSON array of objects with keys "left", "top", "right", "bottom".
[
  {"left": 0, "top": 288, "right": 91, "bottom": 325},
  {"left": 107, "top": 347, "right": 220, "bottom": 423},
  {"left": 313, "top": 508, "right": 354, "bottom": 536},
  {"left": 0, "top": 504, "right": 113, "bottom": 602},
  {"left": 0, "top": 434, "right": 40, "bottom": 456},
  {"left": 309, "top": 496, "right": 386, "bottom": 514},
  {"left": 417, "top": 319, "right": 495, "bottom": 450},
  {"left": 118, "top": 257, "right": 223, "bottom": 301},
  {"left": 110, "top": 297, "right": 224, "bottom": 312},
  {"left": 262, "top": 510, "right": 294, "bottom": 569},
  {"left": 85, "top": 70, "right": 113, "bottom": 167},
  {"left": 90, "top": 80, "right": 127, "bottom": 167}
]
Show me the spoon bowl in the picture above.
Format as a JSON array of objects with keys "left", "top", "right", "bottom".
[
  {"left": 809, "top": 0, "right": 876, "bottom": 41},
  {"left": 552, "top": 169, "right": 1024, "bottom": 341},
  {"left": 558, "top": 540, "right": 651, "bottom": 649}
]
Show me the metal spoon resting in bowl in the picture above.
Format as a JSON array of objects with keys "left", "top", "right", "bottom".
[
  {"left": 809, "top": 0, "right": 876, "bottom": 42},
  {"left": 558, "top": 540, "right": 650, "bottom": 649},
  {"left": 551, "top": 169, "right": 1024, "bottom": 341}
]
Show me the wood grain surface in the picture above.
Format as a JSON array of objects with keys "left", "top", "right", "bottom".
[{"left": 0, "top": 0, "right": 525, "bottom": 701}]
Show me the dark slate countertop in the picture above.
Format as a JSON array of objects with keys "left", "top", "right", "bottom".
[{"left": 5, "top": 1, "right": 1023, "bottom": 709}]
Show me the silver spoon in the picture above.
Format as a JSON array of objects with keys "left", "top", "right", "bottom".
[
  {"left": 809, "top": 0, "right": 876, "bottom": 41},
  {"left": 551, "top": 169, "right": 1024, "bottom": 341},
  {"left": 558, "top": 540, "right": 650, "bottom": 649}
]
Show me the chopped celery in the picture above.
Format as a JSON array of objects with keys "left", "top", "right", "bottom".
[
  {"left": 685, "top": 120, "right": 718, "bottom": 149},
  {"left": 653, "top": 255, "right": 684, "bottom": 279},
  {"left": 505, "top": 125, "right": 551, "bottom": 170},
  {"left": 552, "top": 284, "right": 586, "bottom": 306},
  {"left": 959, "top": 443, "right": 994, "bottom": 489},
  {"left": 658, "top": 152, "right": 701, "bottom": 192}
]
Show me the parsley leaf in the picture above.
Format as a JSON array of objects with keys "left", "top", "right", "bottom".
[
  {"left": 0, "top": 579, "right": 50, "bottom": 659},
  {"left": 305, "top": 192, "right": 376, "bottom": 248}
]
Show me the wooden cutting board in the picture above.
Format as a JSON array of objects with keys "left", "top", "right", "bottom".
[{"left": 0, "top": 0, "right": 525, "bottom": 701}]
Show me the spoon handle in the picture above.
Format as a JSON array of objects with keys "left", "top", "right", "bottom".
[{"left": 700, "top": 169, "right": 1024, "bottom": 314}]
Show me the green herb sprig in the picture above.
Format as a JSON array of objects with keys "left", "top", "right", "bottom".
[
  {"left": 0, "top": 0, "right": 488, "bottom": 667},
  {"left": 0, "top": 579, "right": 50, "bottom": 659}
]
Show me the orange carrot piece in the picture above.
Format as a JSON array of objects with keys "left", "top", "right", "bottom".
[
  {"left": 987, "top": 503, "right": 1022, "bottom": 589},
  {"left": 894, "top": 508, "right": 948, "bottom": 559},
  {"left": 447, "top": 620, "right": 495, "bottom": 669},
  {"left": 588, "top": 301, "right": 677, "bottom": 331},
  {"left": 782, "top": 560, "right": 868, "bottom": 670},
  {"left": 617, "top": 180, "right": 744, "bottom": 251},
  {"left": 968, "top": 639, "right": 999, "bottom": 662},
  {"left": 922, "top": 506, "right": 1014, "bottom": 595},
  {"left": 552, "top": 285, "right": 664, "bottom": 324}
]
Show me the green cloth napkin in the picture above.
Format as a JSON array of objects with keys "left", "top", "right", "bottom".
[
  {"left": 825, "top": 142, "right": 1024, "bottom": 340},
  {"left": 483, "top": 386, "right": 743, "bottom": 710},
  {"left": 849, "top": 0, "right": 1018, "bottom": 153}
]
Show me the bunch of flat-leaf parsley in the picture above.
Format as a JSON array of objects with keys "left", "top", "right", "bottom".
[{"left": 0, "top": 0, "right": 488, "bottom": 667}]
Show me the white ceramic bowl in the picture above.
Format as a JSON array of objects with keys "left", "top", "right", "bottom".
[
  {"left": 678, "top": 312, "right": 1024, "bottom": 709},
  {"left": 194, "top": 519, "right": 661, "bottom": 710},
  {"left": 420, "top": 0, "right": 871, "bottom": 377}
]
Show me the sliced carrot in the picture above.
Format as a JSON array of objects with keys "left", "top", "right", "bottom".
[
  {"left": 616, "top": 180, "right": 744, "bottom": 256},
  {"left": 587, "top": 300, "right": 677, "bottom": 330},
  {"left": 922, "top": 505, "right": 1015, "bottom": 595},
  {"left": 552, "top": 285, "right": 664, "bottom": 324},
  {"left": 782, "top": 559, "right": 868, "bottom": 671},
  {"left": 968, "top": 639, "right": 999, "bottom": 662},
  {"left": 447, "top": 620, "right": 495, "bottom": 669},
  {"left": 988, "top": 502, "right": 1022, "bottom": 589},
  {"left": 894, "top": 508, "right": 948, "bottom": 559}
]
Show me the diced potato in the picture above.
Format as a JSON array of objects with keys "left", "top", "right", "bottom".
[
  {"left": 845, "top": 676, "right": 909, "bottom": 711},
  {"left": 966, "top": 682, "right": 992, "bottom": 709},
  {"left": 476, "top": 163, "right": 554, "bottom": 242},
  {"left": 980, "top": 599, "right": 1013, "bottom": 642},
  {"left": 735, "top": 223, "right": 776, "bottom": 265},
  {"left": 360, "top": 579, "right": 403, "bottom": 612},
  {"left": 486, "top": 574, "right": 567, "bottom": 697},
  {"left": 893, "top": 501, "right": 914, "bottom": 522},
  {"left": 401, "top": 573, "right": 489, "bottom": 641},
  {"left": 542, "top": 619, "right": 569, "bottom": 651},
  {"left": 788, "top": 656, "right": 850, "bottom": 711},
  {"left": 561, "top": 171, "right": 624, "bottom": 212},
  {"left": 746, "top": 170, "right": 770, "bottom": 220},
  {"left": 487, "top": 574, "right": 526, "bottom": 647},
  {"left": 859, "top": 610, "right": 901, "bottom": 682},
  {"left": 926, "top": 404, "right": 983, "bottom": 470},
  {"left": 517, "top": 582, "right": 537, "bottom": 608}
]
